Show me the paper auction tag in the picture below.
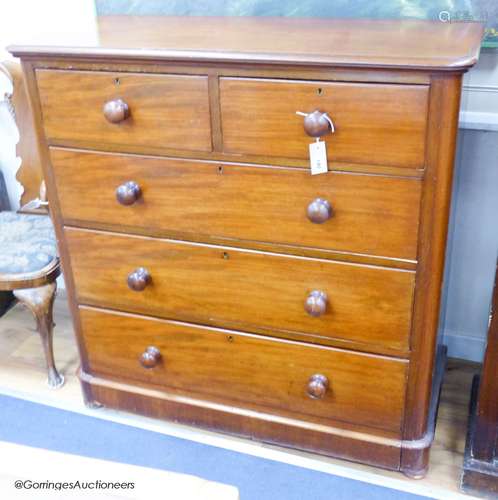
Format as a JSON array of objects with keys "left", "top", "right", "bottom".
[{"left": 309, "top": 140, "right": 328, "bottom": 175}]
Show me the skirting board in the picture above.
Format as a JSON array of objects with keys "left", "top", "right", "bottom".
[
  {"left": 442, "top": 331, "right": 486, "bottom": 363},
  {"left": 459, "top": 111, "right": 498, "bottom": 132}
]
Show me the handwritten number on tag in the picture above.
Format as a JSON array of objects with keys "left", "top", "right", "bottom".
[{"left": 309, "top": 140, "right": 328, "bottom": 175}]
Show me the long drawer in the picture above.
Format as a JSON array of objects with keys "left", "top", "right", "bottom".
[
  {"left": 37, "top": 69, "right": 212, "bottom": 152},
  {"left": 79, "top": 306, "right": 408, "bottom": 433},
  {"left": 220, "top": 77, "right": 429, "bottom": 169},
  {"left": 51, "top": 149, "right": 421, "bottom": 260},
  {"left": 66, "top": 228, "right": 415, "bottom": 352}
]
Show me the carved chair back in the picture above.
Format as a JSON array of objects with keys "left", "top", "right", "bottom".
[{"left": 0, "top": 60, "right": 45, "bottom": 211}]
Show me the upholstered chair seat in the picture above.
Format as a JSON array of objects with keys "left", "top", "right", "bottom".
[
  {"left": 0, "top": 211, "right": 63, "bottom": 388},
  {"left": 0, "top": 212, "right": 57, "bottom": 275}
]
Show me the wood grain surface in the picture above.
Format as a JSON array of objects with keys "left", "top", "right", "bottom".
[
  {"left": 220, "top": 77, "right": 429, "bottom": 169},
  {"left": 80, "top": 306, "right": 408, "bottom": 433},
  {"left": 37, "top": 69, "right": 212, "bottom": 152},
  {"left": 0, "top": 61, "right": 43, "bottom": 208},
  {"left": 50, "top": 149, "right": 422, "bottom": 261},
  {"left": 472, "top": 261, "right": 498, "bottom": 461},
  {"left": 66, "top": 228, "right": 415, "bottom": 352},
  {"left": 400, "top": 74, "right": 463, "bottom": 477},
  {"left": 9, "top": 17, "right": 484, "bottom": 70}
]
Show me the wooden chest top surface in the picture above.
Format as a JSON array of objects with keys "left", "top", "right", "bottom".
[{"left": 9, "top": 16, "right": 484, "bottom": 70}]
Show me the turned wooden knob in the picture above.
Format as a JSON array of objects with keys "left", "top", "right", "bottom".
[
  {"left": 303, "top": 110, "right": 333, "bottom": 137},
  {"left": 305, "top": 290, "right": 328, "bottom": 317},
  {"left": 103, "top": 98, "right": 130, "bottom": 123},
  {"left": 116, "top": 181, "right": 141, "bottom": 206},
  {"left": 140, "top": 346, "right": 161, "bottom": 368},
  {"left": 127, "top": 267, "right": 151, "bottom": 291},
  {"left": 307, "top": 374, "right": 329, "bottom": 399},
  {"left": 307, "top": 198, "right": 332, "bottom": 224}
]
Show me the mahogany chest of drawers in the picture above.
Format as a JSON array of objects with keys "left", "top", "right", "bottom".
[{"left": 11, "top": 17, "right": 483, "bottom": 477}]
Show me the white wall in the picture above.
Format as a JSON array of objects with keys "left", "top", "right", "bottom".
[
  {"left": 441, "top": 50, "right": 498, "bottom": 362},
  {"left": 0, "top": 0, "right": 98, "bottom": 209},
  {"left": 441, "top": 127, "right": 498, "bottom": 362},
  {"left": 0, "top": 0, "right": 98, "bottom": 60},
  {"left": 461, "top": 50, "right": 498, "bottom": 131}
]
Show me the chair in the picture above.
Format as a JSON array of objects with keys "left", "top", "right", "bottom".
[{"left": 0, "top": 61, "right": 63, "bottom": 388}]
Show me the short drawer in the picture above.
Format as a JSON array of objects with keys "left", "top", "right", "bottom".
[
  {"left": 80, "top": 306, "right": 408, "bottom": 433},
  {"left": 66, "top": 228, "right": 415, "bottom": 352},
  {"left": 51, "top": 149, "right": 421, "bottom": 260},
  {"left": 220, "top": 77, "right": 428, "bottom": 169},
  {"left": 37, "top": 69, "right": 211, "bottom": 152}
]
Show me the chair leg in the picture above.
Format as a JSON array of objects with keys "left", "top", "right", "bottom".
[{"left": 13, "top": 282, "right": 64, "bottom": 388}]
